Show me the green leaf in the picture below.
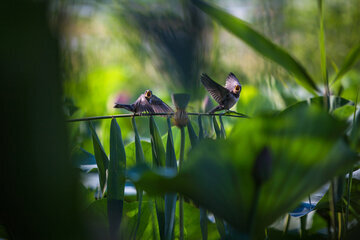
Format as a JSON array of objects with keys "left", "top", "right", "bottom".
[
  {"left": 85, "top": 199, "right": 156, "bottom": 240},
  {"left": 198, "top": 115, "right": 204, "bottom": 140},
  {"left": 128, "top": 106, "right": 357, "bottom": 234},
  {"left": 149, "top": 116, "right": 166, "bottom": 167},
  {"left": 108, "top": 118, "right": 126, "bottom": 236},
  {"left": 282, "top": 96, "right": 353, "bottom": 115},
  {"left": 125, "top": 140, "right": 152, "bottom": 167},
  {"left": 192, "top": 0, "right": 319, "bottom": 94},
  {"left": 187, "top": 120, "right": 199, "bottom": 147},
  {"left": 318, "top": 0, "right": 328, "bottom": 89},
  {"left": 212, "top": 116, "right": 221, "bottom": 139},
  {"left": 332, "top": 43, "right": 360, "bottom": 85},
  {"left": 132, "top": 118, "right": 146, "bottom": 165},
  {"left": 219, "top": 115, "right": 226, "bottom": 139},
  {"left": 88, "top": 121, "right": 109, "bottom": 196},
  {"left": 165, "top": 118, "right": 177, "bottom": 240},
  {"left": 149, "top": 116, "right": 167, "bottom": 239}
]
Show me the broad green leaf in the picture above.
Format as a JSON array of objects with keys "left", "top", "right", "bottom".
[
  {"left": 128, "top": 106, "right": 357, "bottom": 234},
  {"left": 192, "top": 0, "right": 319, "bottom": 94},
  {"left": 88, "top": 121, "right": 109, "bottom": 195},
  {"left": 332, "top": 43, "right": 360, "bottom": 85},
  {"left": 212, "top": 116, "right": 220, "bottom": 139},
  {"left": 108, "top": 118, "right": 126, "bottom": 236}
]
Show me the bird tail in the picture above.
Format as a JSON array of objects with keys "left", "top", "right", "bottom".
[{"left": 114, "top": 103, "right": 134, "bottom": 112}]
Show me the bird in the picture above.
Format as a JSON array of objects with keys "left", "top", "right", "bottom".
[
  {"left": 114, "top": 89, "right": 173, "bottom": 114},
  {"left": 200, "top": 73, "right": 242, "bottom": 113}
]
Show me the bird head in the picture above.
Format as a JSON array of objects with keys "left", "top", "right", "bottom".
[
  {"left": 233, "top": 85, "right": 241, "bottom": 94},
  {"left": 145, "top": 90, "right": 152, "bottom": 99}
]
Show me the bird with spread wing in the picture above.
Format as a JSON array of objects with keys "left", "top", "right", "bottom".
[
  {"left": 200, "top": 73, "right": 242, "bottom": 113},
  {"left": 114, "top": 90, "right": 173, "bottom": 114}
]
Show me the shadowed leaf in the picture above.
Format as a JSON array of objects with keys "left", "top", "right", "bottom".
[
  {"left": 108, "top": 118, "right": 126, "bottom": 236},
  {"left": 89, "top": 121, "right": 109, "bottom": 196}
]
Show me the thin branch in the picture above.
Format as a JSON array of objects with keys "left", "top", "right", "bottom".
[{"left": 66, "top": 112, "right": 249, "bottom": 123}]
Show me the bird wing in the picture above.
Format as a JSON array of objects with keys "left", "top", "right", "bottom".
[
  {"left": 149, "top": 95, "right": 174, "bottom": 113},
  {"left": 224, "top": 72, "right": 241, "bottom": 92},
  {"left": 200, "top": 73, "right": 229, "bottom": 104},
  {"left": 133, "top": 94, "right": 155, "bottom": 113}
]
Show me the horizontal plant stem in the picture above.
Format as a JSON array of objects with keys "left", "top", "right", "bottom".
[{"left": 66, "top": 112, "right": 249, "bottom": 122}]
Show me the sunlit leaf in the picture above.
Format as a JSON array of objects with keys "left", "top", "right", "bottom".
[
  {"left": 219, "top": 116, "right": 226, "bottom": 139},
  {"left": 88, "top": 121, "right": 109, "bottom": 195},
  {"left": 192, "top": 0, "right": 319, "bottom": 94},
  {"left": 108, "top": 118, "right": 126, "bottom": 236}
]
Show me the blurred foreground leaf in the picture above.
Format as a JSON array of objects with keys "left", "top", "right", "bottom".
[
  {"left": 192, "top": 0, "right": 319, "bottom": 94},
  {"left": 128, "top": 106, "right": 357, "bottom": 234}
]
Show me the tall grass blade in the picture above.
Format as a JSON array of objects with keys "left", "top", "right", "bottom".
[
  {"left": 108, "top": 118, "right": 126, "bottom": 237},
  {"left": 149, "top": 116, "right": 166, "bottom": 239},
  {"left": 192, "top": 0, "right": 319, "bottom": 94},
  {"left": 164, "top": 118, "right": 177, "bottom": 240},
  {"left": 88, "top": 121, "right": 109, "bottom": 196},
  {"left": 331, "top": 43, "right": 360, "bottom": 85},
  {"left": 212, "top": 116, "right": 221, "bottom": 139}
]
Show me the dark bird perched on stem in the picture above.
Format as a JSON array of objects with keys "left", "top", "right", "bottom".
[
  {"left": 114, "top": 90, "right": 173, "bottom": 114},
  {"left": 200, "top": 73, "right": 242, "bottom": 113}
]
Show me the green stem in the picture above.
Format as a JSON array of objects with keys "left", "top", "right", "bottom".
[
  {"left": 179, "top": 127, "right": 185, "bottom": 240},
  {"left": 329, "top": 181, "right": 338, "bottom": 239}
]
